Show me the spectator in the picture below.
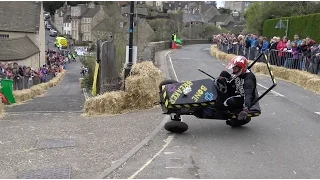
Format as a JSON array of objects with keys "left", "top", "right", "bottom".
[
  {"left": 276, "top": 36, "right": 288, "bottom": 66},
  {"left": 261, "top": 37, "right": 269, "bottom": 53},
  {"left": 293, "top": 34, "right": 302, "bottom": 46}
]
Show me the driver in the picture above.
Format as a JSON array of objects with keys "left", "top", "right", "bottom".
[{"left": 219, "top": 56, "right": 257, "bottom": 120}]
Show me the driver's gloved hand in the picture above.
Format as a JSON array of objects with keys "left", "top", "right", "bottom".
[{"left": 238, "top": 107, "right": 249, "bottom": 120}]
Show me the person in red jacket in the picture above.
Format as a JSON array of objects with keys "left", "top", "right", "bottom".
[{"left": 276, "top": 36, "right": 288, "bottom": 66}]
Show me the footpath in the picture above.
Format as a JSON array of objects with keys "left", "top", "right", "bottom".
[{"left": 0, "top": 56, "right": 167, "bottom": 178}]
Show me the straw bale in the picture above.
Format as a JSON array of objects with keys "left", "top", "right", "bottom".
[
  {"left": 84, "top": 91, "right": 126, "bottom": 115},
  {"left": 306, "top": 78, "right": 320, "bottom": 93},
  {"left": 83, "top": 61, "right": 164, "bottom": 116}
]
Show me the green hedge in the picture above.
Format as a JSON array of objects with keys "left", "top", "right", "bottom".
[{"left": 263, "top": 13, "right": 320, "bottom": 42}]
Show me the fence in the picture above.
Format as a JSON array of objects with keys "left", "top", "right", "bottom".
[
  {"left": 10, "top": 73, "right": 56, "bottom": 91},
  {"left": 217, "top": 42, "right": 320, "bottom": 75}
]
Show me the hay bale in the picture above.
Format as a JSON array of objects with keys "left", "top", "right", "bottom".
[
  {"left": 84, "top": 91, "right": 126, "bottom": 115},
  {"left": 306, "top": 78, "right": 320, "bottom": 93},
  {"left": 83, "top": 61, "right": 164, "bottom": 116}
]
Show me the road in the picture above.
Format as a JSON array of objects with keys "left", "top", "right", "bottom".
[
  {"left": 107, "top": 44, "right": 320, "bottom": 179},
  {"left": 45, "top": 20, "right": 64, "bottom": 51}
]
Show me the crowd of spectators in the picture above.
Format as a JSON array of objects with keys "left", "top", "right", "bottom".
[
  {"left": 213, "top": 33, "right": 320, "bottom": 75},
  {"left": 0, "top": 49, "right": 76, "bottom": 90}
]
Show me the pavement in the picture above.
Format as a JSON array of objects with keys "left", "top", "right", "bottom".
[{"left": 106, "top": 44, "right": 320, "bottom": 179}]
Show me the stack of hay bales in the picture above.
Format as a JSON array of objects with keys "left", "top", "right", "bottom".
[
  {"left": 83, "top": 61, "right": 163, "bottom": 116},
  {"left": 13, "top": 70, "right": 66, "bottom": 103},
  {"left": 210, "top": 45, "right": 320, "bottom": 94}
]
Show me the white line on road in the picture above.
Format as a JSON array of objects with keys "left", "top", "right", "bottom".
[
  {"left": 315, "top": 112, "right": 320, "bottom": 115},
  {"left": 164, "top": 152, "right": 175, "bottom": 155},
  {"left": 166, "top": 52, "right": 179, "bottom": 81},
  {"left": 128, "top": 135, "right": 175, "bottom": 179},
  {"left": 257, "top": 83, "right": 285, "bottom": 97},
  {"left": 171, "top": 57, "right": 212, "bottom": 61}
]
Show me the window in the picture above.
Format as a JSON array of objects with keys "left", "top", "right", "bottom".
[{"left": 0, "top": 34, "right": 9, "bottom": 39}]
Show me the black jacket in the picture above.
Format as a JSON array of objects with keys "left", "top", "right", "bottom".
[
  {"left": 220, "top": 70, "right": 258, "bottom": 108},
  {"left": 233, "top": 70, "right": 257, "bottom": 108}
]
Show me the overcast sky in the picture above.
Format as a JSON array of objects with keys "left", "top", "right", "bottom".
[{"left": 216, "top": 1, "right": 224, "bottom": 8}]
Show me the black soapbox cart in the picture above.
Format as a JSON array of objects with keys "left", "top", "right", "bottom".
[{"left": 156, "top": 53, "right": 277, "bottom": 133}]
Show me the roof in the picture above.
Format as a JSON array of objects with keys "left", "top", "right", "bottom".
[
  {"left": 211, "top": 14, "right": 233, "bottom": 22},
  {"left": 230, "top": 25, "right": 245, "bottom": 34},
  {"left": 63, "top": 7, "right": 71, "bottom": 23},
  {"left": 203, "top": 6, "right": 220, "bottom": 21},
  {"left": 0, "top": 36, "right": 40, "bottom": 61},
  {"left": 92, "top": 12, "right": 128, "bottom": 32},
  {"left": 121, "top": 7, "right": 148, "bottom": 16},
  {"left": 0, "top": 1, "right": 40, "bottom": 33},
  {"left": 183, "top": 13, "right": 208, "bottom": 23},
  {"left": 81, "top": 6, "right": 101, "bottom": 18}
]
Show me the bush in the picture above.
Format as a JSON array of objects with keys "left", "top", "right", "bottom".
[
  {"left": 263, "top": 13, "right": 320, "bottom": 42},
  {"left": 81, "top": 56, "right": 96, "bottom": 90}
]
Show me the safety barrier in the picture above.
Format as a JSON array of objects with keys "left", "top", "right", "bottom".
[
  {"left": 217, "top": 43, "right": 320, "bottom": 75},
  {"left": 10, "top": 73, "right": 56, "bottom": 91}
]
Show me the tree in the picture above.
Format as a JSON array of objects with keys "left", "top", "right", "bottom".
[
  {"left": 244, "top": 1, "right": 320, "bottom": 35},
  {"left": 217, "top": 7, "right": 232, "bottom": 14},
  {"left": 43, "top": 1, "right": 99, "bottom": 15},
  {"left": 169, "top": 10, "right": 184, "bottom": 36}
]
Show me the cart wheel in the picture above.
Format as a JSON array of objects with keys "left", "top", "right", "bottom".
[{"left": 164, "top": 121, "right": 188, "bottom": 133}]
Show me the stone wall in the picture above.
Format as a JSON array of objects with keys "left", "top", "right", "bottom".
[{"left": 138, "top": 39, "right": 211, "bottom": 67}]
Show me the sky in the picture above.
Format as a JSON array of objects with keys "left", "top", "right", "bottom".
[{"left": 216, "top": 1, "right": 224, "bottom": 8}]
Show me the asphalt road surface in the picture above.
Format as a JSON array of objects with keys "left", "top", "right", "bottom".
[
  {"left": 45, "top": 20, "right": 62, "bottom": 51},
  {"left": 107, "top": 44, "right": 320, "bottom": 179}
]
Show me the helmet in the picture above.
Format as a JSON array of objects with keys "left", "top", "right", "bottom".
[{"left": 226, "top": 56, "right": 248, "bottom": 77}]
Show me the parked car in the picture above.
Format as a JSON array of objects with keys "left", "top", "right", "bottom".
[
  {"left": 50, "top": 32, "right": 57, "bottom": 37},
  {"left": 50, "top": 28, "right": 57, "bottom": 34},
  {"left": 46, "top": 24, "right": 52, "bottom": 30}
]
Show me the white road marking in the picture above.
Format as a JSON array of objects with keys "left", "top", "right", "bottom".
[
  {"left": 128, "top": 135, "right": 175, "bottom": 179},
  {"left": 169, "top": 157, "right": 181, "bottom": 160},
  {"left": 164, "top": 152, "right": 175, "bottom": 155},
  {"left": 171, "top": 57, "right": 212, "bottom": 61},
  {"left": 166, "top": 52, "right": 179, "bottom": 81},
  {"left": 257, "top": 83, "right": 285, "bottom": 97},
  {"left": 315, "top": 112, "right": 320, "bottom": 115}
]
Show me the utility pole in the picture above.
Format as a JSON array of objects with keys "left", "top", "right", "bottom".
[
  {"left": 135, "top": 8, "right": 138, "bottom": 50},
  {"left": 124, "top": 1, "right": 134, "bottom": 80},
  {"left": 188, "top": 6, "right": 192, "bottom": 39}
]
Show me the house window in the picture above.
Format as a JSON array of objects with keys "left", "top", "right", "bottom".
[{"left": 0, "top": 34, "right": 9, "bottom": 39}]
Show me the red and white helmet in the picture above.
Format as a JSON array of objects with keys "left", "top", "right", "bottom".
[{"left": 226, "top": 56, "right": 248, "bottom": 77}]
